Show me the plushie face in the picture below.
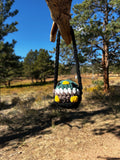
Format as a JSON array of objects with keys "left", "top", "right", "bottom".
[{"left": 54, "top": 79, "right": 80, "bottom": 103}]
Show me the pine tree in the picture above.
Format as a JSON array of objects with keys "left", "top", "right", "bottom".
[
  {"left": 72, "top": 0, "right": 120, "bottom": 92},
  {"left": 56, "top": 38, "right": 87, "bottom": 66},
  {"left": 23, "top": 50, "right": 39, "bottom": 82},
  {"left": 35, "top": 49, "right": 54, "bottom": 83},
  {"left": 0, "top": 0, "right": 18, "bottom": 52},
  {"left": 0, "top": 44, "right": 22, "bottom": 87},
  {"left": 0, "top": 0, "right": 22, "bottom": 87}
]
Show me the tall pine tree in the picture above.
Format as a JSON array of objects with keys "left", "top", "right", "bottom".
[
  {"left": 0, "top": 0, "right": 18, "bottom": 51},
  {"left": 72, "top": 0, "right": 120, "bottom": 92},
  {"left": 23, "top": 49, "right": 54, "bottom": 83},
  {"left": 35, "top": 49, "right": 54, "bottom": 83},
  {"left": 0, "top": 44, "right": 22, "bottom": 87},
  {"left": 0, "top": 0, "right": 22, "bottom": 87},
  {"left": 23, "top": 50, "right": 39, "bottom": 82}
]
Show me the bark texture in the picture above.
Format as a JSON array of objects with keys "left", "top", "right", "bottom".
[
  {"left": 102, "top": 0, "right": 109, "bottom": 92},
  {"left": 102, "top": 41, "right": 109, "bottom": 92},
  {"left": 45, "top": 0, "right": 72, "bottom": 45}
]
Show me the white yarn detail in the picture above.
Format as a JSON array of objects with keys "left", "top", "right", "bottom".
[
  {"left": 73, "top": 88, "right": 77, "bottom": 94},
  {"left": 77, "top": 89, "right": 80, "bottom": 95},
  {"left": 60, "top": 88, "right": 63, "bottom": 94},
  {"left": 56, "top": 88, "right": 60, "bottom": 94},
  {"left": 68, "top": 88, "right": 72, "bottom": 94},
  {"left": 64, "top": 88, "right": 68, "bottom": 94}
]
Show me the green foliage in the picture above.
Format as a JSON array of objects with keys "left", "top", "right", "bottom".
[
  {"left": 91, "top": 80, "right": 104, "bottom": 91},
  {"left": 35, "top": 49, "right": 54, "bottom": 82},
  {"left": 91, "top": 58, "right": 103, "bottom": 74},
  {"left": 92, "top": 80, "right": 104, "bottom": 86},
  {"left": 0, "top": 0, "right": 18, "bottom": 53},
  {"left": 109, "top": 63, "right": 120, "bottom": 74},
  {"left": 59, "top": 39, "right": 87, "bottom": 65},
  {"left": 0, "top": 0, "right": 18, "bottom": 55},
  {"left": 59, "top": 63, "right": 73, "bottom": 75},
  {"left": 71, "top": 0, "right": 120, "bottom": 91},
  {"left": 72, "top": 0, "right": 120, "bottom": 61},
  {"left": 80, "top": 63, "right": 102, "bottom": 74},
  {"left": 0, "top": 44, "right": 22, "bottom": 87},
  {"left": 23, "top": 49, "right": 54, "bottom": 82},
  {"left": 23, "top": 49, "right": 39, "bottom": 82},
  {"left": 80, "top": 64, "right": 93, "bottom": 74},
  {"left": 0, "top": 0, "right": 18, "bottom": 50},
  {"left": 0, "top": 0, "right": 20, "bottom": 87}
]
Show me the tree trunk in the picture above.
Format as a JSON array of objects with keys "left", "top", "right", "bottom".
[
  {"left": 102, "top": 0, "right": 109, "bottom": 92},
  {"left": 4, "top": 81, "right": 8, "bottom": 88},
  {"left": 44, "top": 77, "right": 46, "bottom": 83},
  {"left": 102, "top": 42, "right": 109, "bottom": 92},
  {"left": 31, "top": 77, "right": 34, "bottom": 83},
  {"left": 8, "top": 80, "right": 11, "bottom": 88}
]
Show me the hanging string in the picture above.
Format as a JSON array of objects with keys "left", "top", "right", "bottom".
[
  {"left": 54, "top": 26, "right": 82, "bottom": 93},
  {"left": 54, "top": 30, "right": 60, "bottom": 89},
  {"left": 53, "top": 26, "right": 82, "bottom": 108},
  {"left": 70, "top": 26, "right": 83, "bottom": 93}
]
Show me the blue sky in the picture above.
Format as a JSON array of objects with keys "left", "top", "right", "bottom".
[{"left": 4, "top": 0, "right": 83, "bottom": 59}]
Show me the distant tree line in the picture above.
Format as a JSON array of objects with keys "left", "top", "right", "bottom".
[
  {"left": 23, "top": 49, "right": 54, "bottom": 83},
  {"left": 0, "top": 47, "right": 55, "bottom": 87},
  {"left": 0, "top": 0, "right": 54, "bottom": 87},
  {"left": 0, "top": 0, "right": 120, "bottom": 91}
]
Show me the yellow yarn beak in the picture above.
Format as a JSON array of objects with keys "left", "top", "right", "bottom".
[
  {"left": 62, "top": 81, "right": 70, "bottom": 85},
  {"left": 70, "top": 96, "right": 78, "bottom": 103},
  {"left": 55, "top": 95, "right": 60, "bottom": 103}
]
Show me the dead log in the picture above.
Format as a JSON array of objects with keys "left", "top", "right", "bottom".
[{"left": 45, "top": 0, "right": 72, "bottom": 45}]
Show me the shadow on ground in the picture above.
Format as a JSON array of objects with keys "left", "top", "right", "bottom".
[
  {"left": 85, "top": 85, "right": 120, "bottom": 107},
  {"left": 0, "top": 80, "right": 53, "bottom": 89},
  {"left": 84, "top": 85, "right": 120, "bottom": 137},
  {"left": 0, "top": 85, "right": 120, "bottom": 149},
  {"left": 98, "top": 156, "right": 120, "bottom": 160},
  {"left": 0, "top": 97, "right": 22, "bottom": 111},
  {"left": 0, "top": 101, "right": 14, "bottom": 111}
]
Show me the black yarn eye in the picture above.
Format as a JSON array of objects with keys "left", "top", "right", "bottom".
[
  {"left": 57, "top": 82, "right": 61, "bottom": 86},
  {"left": 72, "top": 83, "right": 78, "bottom": 88}
]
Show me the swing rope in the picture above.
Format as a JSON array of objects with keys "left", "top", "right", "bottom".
[
  {"left": 54, "top": 30, "right": 60, "bottom": 89},
  {"left": 70, "top": 26, "right": 82, "bottom": 93},
  {"left": 54, "top": 26, "right": 82, "bottom": 94}
]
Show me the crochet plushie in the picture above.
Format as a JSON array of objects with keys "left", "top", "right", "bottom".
[
  {"left": 53, "top": 27, "right": 82, "bottom": 109},
  {"left": 54, "top": 80, "right": 81, "bottom": 107}
]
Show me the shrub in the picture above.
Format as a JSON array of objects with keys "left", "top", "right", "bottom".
[{"left": 92, "top": 80, "right": 104, "bottom": 86}]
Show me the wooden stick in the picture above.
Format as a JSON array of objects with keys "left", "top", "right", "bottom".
[
  {"left": 50, "top": 21, "right": 58, "bottom": 42},
  {"left": 45, "top": 0, "right": 72, "bottom": 45}
]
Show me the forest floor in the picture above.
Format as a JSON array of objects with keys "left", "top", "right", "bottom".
[{"left": 0, "top": 75, "right": 120, "bottom": 160}]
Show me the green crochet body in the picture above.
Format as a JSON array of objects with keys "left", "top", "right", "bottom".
[
  {"left": 54, "top": 79, "right": 80, "bottom": 104},
  {"left": 56, "top": 79, "right": 79, "bottom": 90}
]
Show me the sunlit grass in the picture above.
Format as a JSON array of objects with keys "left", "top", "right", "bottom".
[
  {"left": 0, "top": 74, "right": 120, "bottom": 135},
  {"left": 1, "top": 74, "right": 120, "bottom": 97},
  {"left": 1, "top": 82, "right": 54, "bottom": 96}
]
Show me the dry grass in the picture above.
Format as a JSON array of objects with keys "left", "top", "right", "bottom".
[
  {"left": 0, "top": 74, "right": 120, "bottom": 160},
  {"left": 0, "top": 74, "right": 94, "bottom": 96}
]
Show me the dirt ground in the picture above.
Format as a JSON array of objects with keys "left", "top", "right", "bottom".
[{"left": 0, "top": 76, "right": 120, "bottom": 160}]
